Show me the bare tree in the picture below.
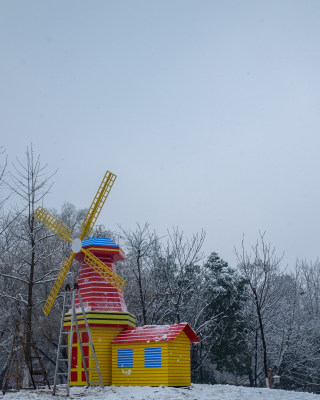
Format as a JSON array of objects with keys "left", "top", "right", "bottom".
[
  {"left": 0, "top": 147, "right": 8, "bottom": 205},
  {"left": 284, "top": 259, "right": 320, "bottom": 392},
  {"left": 0, "top": 147, "right": 13, "bottom": 236},
  {"left": 236, "top": 232, "right": 284, "bottom": 387},
  {"left": 161, "top": 227, "right": 206, "bottom": 324},
  {"left": 119, "top": 223, "right": 163, "bottom": 325},
  {"left": 6, "top": 146, "right": 56, "bottom": 328},
  {"left": 118, "top": 225, "right": 207, "bottom": 328}
]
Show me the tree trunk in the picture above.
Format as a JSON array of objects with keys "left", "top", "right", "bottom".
[
  {"left": 253, "top": 288, "right": 268, "bottom": 386},
  {"left": 137, "top": 249, "right": 147, "bottom": 325}
]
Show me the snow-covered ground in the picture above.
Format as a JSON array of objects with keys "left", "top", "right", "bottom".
[{"left": 1, "top": 384, "right": 320, "bottom": 400}]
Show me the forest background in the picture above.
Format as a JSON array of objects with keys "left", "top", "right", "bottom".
[{"left": 1, "top": 147, "right": 320, "bottom": 394}]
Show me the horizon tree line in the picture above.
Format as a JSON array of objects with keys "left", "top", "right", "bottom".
[{"left": 0, "top": 147, "right": 320, "bottom": 393}]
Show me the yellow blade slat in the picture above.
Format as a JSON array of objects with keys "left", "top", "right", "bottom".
[
  {"left": 81, "top": 248, "right": 125, "bottom": 292},
  {"left": 34, "top": 206, "right": 73, "bottom": 243},
  {"left": 80, "top": 171, "right": 116, "bottom": 240},
  {"left": 42, "top": 253, "right": 76, "bottom": 316}
]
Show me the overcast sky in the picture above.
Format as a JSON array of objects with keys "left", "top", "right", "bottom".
[{"left": 1, "top": 1, "right": 320, "bottom": 268}]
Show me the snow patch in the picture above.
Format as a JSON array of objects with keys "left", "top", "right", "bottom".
[
  {"left": 121, "top": 369, "right": 131, "bottom": 375},
  {"left": 1, "top": 384, "right": 320, "bottom": 400}
]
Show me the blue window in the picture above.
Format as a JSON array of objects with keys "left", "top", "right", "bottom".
[
  {"left": 117, "top": 349, "right": 133, "bottom": 368},
  {"left": 144, "top": 347, "right": 162, "bottom": 368}
]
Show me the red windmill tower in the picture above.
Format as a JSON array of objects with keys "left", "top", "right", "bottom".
[
  {"left": 75, "top": 237, "right": 127, "bottom": 314},
  {"left": 68, "top": 238, "right": 136, "bottom": 386}
]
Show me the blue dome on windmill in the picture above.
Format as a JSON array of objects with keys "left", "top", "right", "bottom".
[{"left": 82, "top": 237, "right": 119, "bottom": 248}]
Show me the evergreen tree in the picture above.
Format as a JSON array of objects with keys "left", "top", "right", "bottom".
[{"left": 204, "top": 252, "right": 249, "bottom": 377}]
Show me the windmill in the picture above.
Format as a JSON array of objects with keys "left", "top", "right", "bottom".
[{"left": 34, "top": 170, "right": 125, "bottom": 316}]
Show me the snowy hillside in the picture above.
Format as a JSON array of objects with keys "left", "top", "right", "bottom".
[{"left": 1, "top": 385, "right": 320, "bottom": 400}]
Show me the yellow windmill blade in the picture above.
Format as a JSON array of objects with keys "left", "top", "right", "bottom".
[
  {"left": 80, "top": 171, "right": 117, "bottom": 240},
  {"left": 34, "top": 206, "right": 73, "bottom": 243},
  {"left": 81, "top": 248, "right": 126, "bottom": 293},
  {"left": 43, "top": 253, "right": 76, "bottom": 316},
  {"left": 35, "top": 171, "right": 118, "bottom": 316}
]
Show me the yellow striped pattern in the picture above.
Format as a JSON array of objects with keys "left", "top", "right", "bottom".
[
  {"left": 168, "top": 331, "right": 191, "bottom": 386},
  {"left": 91, "top": 326, "right": 124, "bottom": 385},
  {"left": 70, "top": 326, "right": 124, "bottom": 386},
  {"left": 111, "top": 332, "right": 191, "bottom": 386},
  {"left": 63, "top": 311, "right": 136, "bottom": 328},
  {"left": 112, "top": 342, "right": 169, "bottom": 386}
]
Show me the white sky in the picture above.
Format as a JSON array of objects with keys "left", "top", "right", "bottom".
[{"left": 1, "top": 1, "right": 320, "bottom": 268}]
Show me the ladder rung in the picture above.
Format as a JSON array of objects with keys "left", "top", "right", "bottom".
[
  {"left": 31, "top": 370, "right": 45, "bottom": 375},
  {"left": 58, "top": 358, "right": 69, "bottom": 361},
  {"left": 86, "top": 369, "right": 98, "bottom": 371}
]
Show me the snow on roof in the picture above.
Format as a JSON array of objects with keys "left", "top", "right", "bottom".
[{"left": 112, "top": 323, "right": 200, "bottom": 344}]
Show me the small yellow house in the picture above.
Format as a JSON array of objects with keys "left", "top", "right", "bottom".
[{"left": 111, "top": 323, "right": 200, "bottom": 386}]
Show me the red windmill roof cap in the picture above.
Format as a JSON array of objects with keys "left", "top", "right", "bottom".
[
  {"left": 111, "top": 323, "right": 200, "bottom": 344},
  {"left": 75, "top": 237, "right": 125, "bottom": 263}
]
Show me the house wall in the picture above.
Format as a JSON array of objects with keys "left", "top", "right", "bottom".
[
  {"left": 90, "top": 326, "right": 124, "bottom": 385},
  {"left": 168, "top": 331, "right": 191, "bottom": 386},
  {"left": 112, "top": 342, "right": 169, "bottom": 386}
]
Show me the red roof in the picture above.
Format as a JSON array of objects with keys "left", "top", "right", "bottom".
[{"left": 112, "top": 323, "right": 200, "bottom": 344}]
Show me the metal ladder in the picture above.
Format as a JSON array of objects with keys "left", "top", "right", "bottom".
[{"left": 53, "top": 284, "right": 104, "bottom": 396}]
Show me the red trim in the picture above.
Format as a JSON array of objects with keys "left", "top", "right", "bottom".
[
  {"left": 71, "top": 371, "right": 77, "bottom": 382},
  {"left": 183, "top": 323, "right": 201, "bottom": 342},
  {"left": 71, "top": 347, "right": 77, "bottom": 368}
]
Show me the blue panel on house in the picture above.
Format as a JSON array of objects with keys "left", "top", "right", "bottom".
[
  {"left": 117, "top": 349, "right": 133, "bottom": 368},
  {"left": 144, "top": 347, "right": 162, "bottom": 368}
]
